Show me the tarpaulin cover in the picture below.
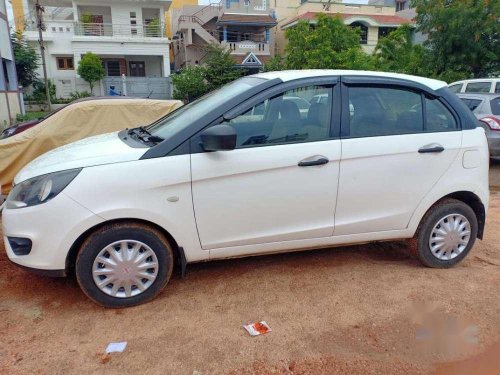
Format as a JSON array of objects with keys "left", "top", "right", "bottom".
[{"left": 0, "top": 98, "right": 182, "bottom": 194}]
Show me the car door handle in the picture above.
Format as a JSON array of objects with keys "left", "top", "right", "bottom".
[
  {"left": 298, "top": 155, "right": 329, "bottom": 167},
  {"left": 418, "top": 144, "right": 445, "bottom": 153}
]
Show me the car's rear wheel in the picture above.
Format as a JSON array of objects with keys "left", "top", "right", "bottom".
[
  {"left": 416, "top": 199, "right": 478, "bottom": 268},
  {"left": 76, "top": 222, "right": 174, "bottom": 308}
]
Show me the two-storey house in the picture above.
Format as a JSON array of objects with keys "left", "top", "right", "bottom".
[
  {"left": 16, "top": 0, "right": 172, "bottom": 99},
  {"left": 1, "top": 0, "right": 22, "bottom": 126},
  {"left": 277, "top": 0, "right": 413, "bottom": 54},
  {"left": 173, "top": 0, "right": 277, "bottom": 73}
]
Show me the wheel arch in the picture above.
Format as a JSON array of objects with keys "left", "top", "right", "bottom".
[
  {"left": 65, "top": 218, "right": 181, "bottom": 274},
  {"left": 421, "top": 191, "right": 486, "bottom": 240}
]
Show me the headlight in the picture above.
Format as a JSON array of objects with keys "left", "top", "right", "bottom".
[{"left": 6, "top": 169, "right": 82, "bottom": 209}]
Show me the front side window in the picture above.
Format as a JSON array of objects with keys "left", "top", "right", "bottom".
[
  {"left": 495, "top": 83, "right": 500, "bottom": 94},
  {"left": 465, "top": 82, "right": 491, "bottom": 93},
  {"left": 148, "top": 77, "right": 265, "bottom": 140},
  {"left": 348, "top": 87, "right": 423, "bottom": 137},
  {"left": 224, "top": 85, "right": 332, "bottom": 148}
]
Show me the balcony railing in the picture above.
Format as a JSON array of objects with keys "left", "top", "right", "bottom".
[
  {"left": 221, "top": 40, "right": 269, "bottom": 54},
  {"left": 74, "top": 22, "right": 165, "bottom": 38}
]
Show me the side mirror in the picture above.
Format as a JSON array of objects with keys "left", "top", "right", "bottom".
[{"left": 200, "top": 124, "right": 237, "bottom": 151}]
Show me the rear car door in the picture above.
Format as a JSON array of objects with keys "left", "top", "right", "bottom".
[
  {"left": 335, "top": 78, "right": 462, "bottom": 235},
  {"left": 190, "top": 80, "right": 341, "bottom": 251}
]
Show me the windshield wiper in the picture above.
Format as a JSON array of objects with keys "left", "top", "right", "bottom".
[{"left": 127, "top": 126, "right": 164, "bottom": 145}]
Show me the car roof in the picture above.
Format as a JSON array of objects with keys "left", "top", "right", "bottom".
[{"left": 253, "top": 70, "right": 447, "bottom": 91}]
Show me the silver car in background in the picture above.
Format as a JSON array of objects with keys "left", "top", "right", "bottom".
[{"left": 458, "top": 93, "right": 500, "bottom": 157}]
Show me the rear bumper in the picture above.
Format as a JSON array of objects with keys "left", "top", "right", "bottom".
[{"left": 487, "top": 134, "right": 500, "bottom": 156}]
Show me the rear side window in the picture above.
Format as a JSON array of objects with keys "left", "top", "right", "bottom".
[
  {"left": 348, "top": 87, "right": 422, "bottom": 137},
  {"left": 449, "top": 84, "right": 462, "bottom": 93},
  {"left": 425, "top": 97, "right": 457, "bottom": 131},
  {"left": 491, "top": 97, "right": 500, "bottom": 115},
  {"left": 495, "top": 83, "right": 500, "bottom": 94},
  {"left": 347, "top": 86, "right": 458, "bottom": 137},
  {"left": 465, "top": 82, "right": 491, "bottom": 93}
]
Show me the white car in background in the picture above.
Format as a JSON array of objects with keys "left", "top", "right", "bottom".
[
  {"left": 449, "top": 78, "right": 500, "bottom": 94},
  {"left": 3, "top": 70, "right": 489, "bottom": 307}
]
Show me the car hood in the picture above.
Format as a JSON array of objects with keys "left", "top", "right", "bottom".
[{"left": 15, "top": 132, "right": 146, "bottom": 183}]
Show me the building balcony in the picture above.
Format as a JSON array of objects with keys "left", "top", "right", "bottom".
[
  {"left": 74, "top": 22, "right": 165, "bottom": 38},
  {"left": 221, "top": 40, "right": 270, "bottom": 55},
  {"left": 25, "top": 20, "right": 167, "bottom": 40}
]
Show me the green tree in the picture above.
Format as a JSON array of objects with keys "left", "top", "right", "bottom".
[
  {"left": 284, "top": 14, "right": 374, "bottom": 70},
  {"left": 412, "top": 0, "right": 500, "bottom": 78},
  {"left": 171, "top": 65, "right": 208, "bottom": 102},
  {"left": 374, "top": 25, "right": 430, "bottom": 76},
  {"left": 202, "top": 43, "right": 242, "bottom": 91},
  {"left": 77, "top": 52, "right": 105, "bottom": 94},
  {"left": 10, "top": 32, "right": 39, "bottom": 88},
  {"left": 263, "top": 55, "right": 286, "bottom": 72}
]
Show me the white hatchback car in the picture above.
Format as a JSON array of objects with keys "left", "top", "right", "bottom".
[{"left": 3, "top": 70, "right": 489, "bottom": 307}]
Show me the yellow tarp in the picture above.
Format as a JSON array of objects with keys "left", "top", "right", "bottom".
[{"left": 0, "top": 98, "right": 182, "bottom": 194}]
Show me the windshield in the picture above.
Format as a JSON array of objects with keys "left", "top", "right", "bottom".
[{"left": 147, "top": 77, "right": 265, "bottom": 140}]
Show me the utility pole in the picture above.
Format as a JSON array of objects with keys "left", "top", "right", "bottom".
[{"left": 35, "top": 0, "right": 51, "bottom": 111}]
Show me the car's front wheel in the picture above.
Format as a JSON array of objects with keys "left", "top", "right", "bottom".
[
  {"left": 76, "top": 222, "right": 174, "bottom": 308},
  {"left": 416, "top": 199, "right": 478, "bottom": 268}
]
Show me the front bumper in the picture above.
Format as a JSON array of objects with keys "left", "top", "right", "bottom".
[{"left": 2, "top": 192, "right": 104, "bottom": 273}]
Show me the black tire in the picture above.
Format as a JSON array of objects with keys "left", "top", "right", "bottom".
[
  {"left": 416, "top": 199, "right": 478, "bottom": 268},
  {"left": 76, "top": 222, "right": 174, "bottom": 308}
]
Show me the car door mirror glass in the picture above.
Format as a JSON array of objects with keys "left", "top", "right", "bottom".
[{"left": 200, "top": 124, "right": 237, "bottom": 151}]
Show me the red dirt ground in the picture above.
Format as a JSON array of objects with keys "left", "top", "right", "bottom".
[{"left": 1, "top": 162, "right": 499, "bottom": 374}]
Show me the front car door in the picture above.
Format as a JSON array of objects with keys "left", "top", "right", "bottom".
[
  {"left": 190, "top": 80, "right": 341, "bottom": 253},
  {"left": 335, "top": 78, "right": 462, "bottom": 235}
]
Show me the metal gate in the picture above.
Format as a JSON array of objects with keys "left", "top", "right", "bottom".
[{"left": 102, "top": 76, "right": 171, "bottom": 99}]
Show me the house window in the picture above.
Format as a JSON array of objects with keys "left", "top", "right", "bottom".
[
  {"left": 56, "top": 57, "right": 74, "bottom": 70},
  {"left": 129, "top": 61, "right": 146, "bottom": 77},
  {"left": 378, "top": 27, "right": 396, "bottom": 39},
  {"left": 130, "top": 12, "right": 137, "bottom": 35},
  {"left": 396, "top": 1, "right": 406, "bottom": 11},
  {"left": 2, "top": 59, "right": 9, "bottom": 89},
  {"left": 106, "top": 60, "right": 121, "bottom": 76},
  {"left": 350, "top": 22, "right": 368, "bottom": 44}
]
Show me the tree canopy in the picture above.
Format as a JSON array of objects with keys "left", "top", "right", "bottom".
[
  {"left": 412, "top": 0, "right": 500, "bottom": 79},
  {"left": 77, "top": 52, "right": 105, "bottom": 94},
  {"left": 171, "top": 43, "right": 242, "bottom": 102},
  {"left": 284, "top": 14, "right": 374, "bottom": 70},
  {"left": 373, "top": 24, "right": 430, "bottom": 76},
  {"left": 202, "top": 44, "right": 242, "bottom": 91},
  {"left": 171, "top": 65, "right": 207, "bottom": 102},
  {"left": 10, "top": 32, "right": 39, "bottom": 88}
]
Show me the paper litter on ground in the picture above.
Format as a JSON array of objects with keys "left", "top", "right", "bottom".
[
  {"left": 243, "top": 321, "right": 272, "bottom": 336},
  {"left": 105, "top": 341, "right": 128, "bottom": 353}
]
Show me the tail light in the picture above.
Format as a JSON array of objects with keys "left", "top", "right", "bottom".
[{"left": 479, "top": 116, "right": 500, "bottom": 131}]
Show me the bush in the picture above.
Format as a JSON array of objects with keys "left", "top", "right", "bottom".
[
  {"left": 172, "top": 65, "right": 208, "bottom": 103},
  {"left": 31, "top": 79, "right": 56, "bottom": 102}
]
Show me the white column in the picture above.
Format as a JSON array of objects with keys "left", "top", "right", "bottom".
[
  {"left": 74, "top": 53, "right": 81, "bottom": 77},
  {"left": 162, "top": 53, "right": 171, "bottom": 77}
]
